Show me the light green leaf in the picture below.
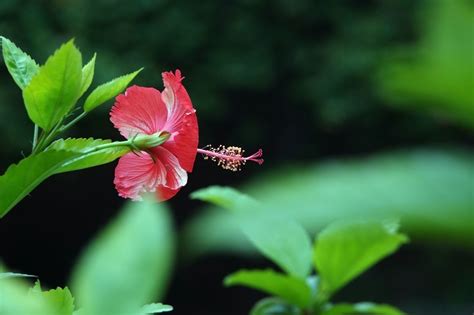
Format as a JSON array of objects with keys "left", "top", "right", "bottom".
[
  {"left": 0, "top": 277, "right": 55, "bottom": 315},
  {"left": 0, "top": 150, "right": 79, "bottom": 218},
  {"left": 240, "top": 214, "right": 313, "bottom": 279},
  {"left": 83, "top": 68, "right": 142, "bottom": 112},
  {"left": 190, "top": 185, "right": 258, "bottom": 211},
  {"left": 23, "top": 39, "right": 82, "bottom": 131},
  {"left": 70, "top": 198, "right": 175, "bottom": 315},
  {"left": 0, "top": 272, "right": 36, "bottom": 280},
  {"left": 140, "top": 303, "right": 173, "bottom": 314},
  {"left": 79, "top": 53, "right": 96, "bottom": 96},
  {"left": 250, "top": 298, "right": 302, "bottom": 315},
  {"left": 0, "top": 36, "right": 39, "bottom": 89},
  {"left": 321, "top": 302, "right": 405, "bottom": 315},
  {"left": 29, "top": 285, "right": 75, "bottom": 315},
  {"left": 47, "top": 137, "right": 129, "bottom": 173},
  {"left": 182, "top": 150, "right": 474, "bottom": 259},
  {"left": 314, "top": 220, "right": 408, "bottom": 295},
  {"left": 224, "top": 269, "right": 311, "bottom": 307}
]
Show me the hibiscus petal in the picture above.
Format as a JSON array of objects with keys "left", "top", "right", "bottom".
[
  {"left": 153, "top": 146, "right": 188, "bottom": 190},
  {"left": 162, "top": 111, "right": 199, "bottom": 172},
  {"left": 110, "top": 86, "right": 168, "bottom": 139},
  {"left": 161, "top": 70, "right": 195, "bottom": 133},
  {"left": 114, "top": 151, "right": 166, "bottom": 200},
  {"left": 156, "top": 186, "right": 180, "bottom": 201}
]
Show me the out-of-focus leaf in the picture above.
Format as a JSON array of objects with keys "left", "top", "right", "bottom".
[
  {"left": 0, "top": 36, "right": 39, "bottom": 89},
  {"left": 47, "top": 138, "right": 129, "bottom": 173},
  {"left": 0, "top": 277, "right": 55, "bottom": 315},
  {"left": 224, "top": 269, "right": 311, "bottom": 307},
  {"left": 182, "top": 150, "right": 474, "bottom": 259},
  {"left": 70, "top": 198, "right": 175, "bottom": 315},
  {"left": 23, "top": 40, "right": 82, "bottom": 131},
  {"left": 250, "top": 297, "right": 302, "bottom": 315},
  {"left": 190, "top": 185, "right": 257, "bottom": 210},
  {"left": 321, "top": 302, "right": 405, "bottom": 315},
  {"left": 314, "top": 220, "right": 407, "bottom": 295},
  {"left": 83, "top": 68, "right": 142, "bottom": 112},
  {"left": 79, "top": 53, "right": 96, "bottom": 96},
  {"left": 0, "top": 150, "right": 78, "bottom": 218},
  {"left": 378, "top": 0, "right": 474, "bottom": 128},
  {"left": 240, "top": 214, "right": 313, "bottom": 278},
  {"left": 139, "top": 303, "right": 173, "bottom": 314}
]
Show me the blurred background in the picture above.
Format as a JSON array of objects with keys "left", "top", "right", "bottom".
[{"left": 0, "top": 0, "right": 473, "bottom": 314}]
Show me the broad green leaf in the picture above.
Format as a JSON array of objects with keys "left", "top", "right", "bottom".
[
  {"left": 47, "top": 137, "right": 129, "bottom": 173},
  {"left": 182, "top": 150, "right": 474, "bottom": 259},
  {"left": 23, "top": 40, "right": 82, "bottom": 131},
  {"left": 0, "top": 150, "right": 79, "bottom": 218},
  {"left": 250, "top": 298, "right": 302, "bottom": 315},
  {"left": 0, "top": 36, "right": 39, "bottom": 89},
  {"left": 224, "top": 269, "right": 311, "bottom": 307},
  {"left": 79, "top": 53, "right": 96, "bottom": 96},
  {"left": 140, "top": 303, "right": 173, "bottom": 314},
  {"left": 83, "top": 68, "right": 142, "bottom": 112},
  {"left": 70, "top": 198, "right": 175, "bottom": 315},
  {"left": 321, "top": 302, "right": 405, "bottom": 315},
  {"left": 314, "top": 220, "right": 408, "bottom": 295},
  {"left": 190, "top": 185, "right": 258, "bottom": 211},
  {"left": 0, "top": 138, "right": 127, "bottom": 218},
  {"left": 29, "top": 284, "right": 75, "bottom": 315},
  {"left": 0, "top": 272, "right": 35, "bottom": 280},
  {"left": 241, "top": 214, "right": 313, "bottom": 278}
]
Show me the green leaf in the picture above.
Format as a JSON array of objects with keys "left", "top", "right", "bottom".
[
  {"left": 0, "top": 138, "right": 127, "bottom": 218},
  {"left": 0, "top": 272, "right": 36, "bottom": 280},
  {"left": 182, "top": 150, "right": 474, "bottom": 259},
  {"left": 191, "top": 185, "right": 258, "bottom": 211},
  {"left": 79, "top": 53, "right": 96, "bottom": 97},
  {"left": 224, "top": 269, "right": 311, "bottom": 307},
  {"left": 314, "top": 220, "right": 408, "bottom": 295},
  {"left": 321, "top": 302, "right": 405, "bottom": 315},
  {"left": 241, "top": 214, "right": 313, "bottom": 279},
  {"left": 23, "top": 39, "right": 82, "bottom": 131},
  {"left": 47, "top": 138, "right": 129, "bottom": 173},
  {"left": 140, "top": 303, "right": 173, "bottom": 314},
  {"left": 70, "top": 198, "right": 175, "bottom": 315},
  {"left": 0, "top": 36, "right": 39, "bottom": 89},
  {"left": 83, "top": 68, "right": 142, "bottom": 112},
  {"left": 29, "top": 285, "right": 75, "bottom": 315},
  {"left": 250, "top": 298, "right": 302, "bottom": 315},
  {"left": 0, "top": 150, "right": 79, "bottom": 218},
  {"left": 0, "top": 277, "right": 56, "bottom": 315}
]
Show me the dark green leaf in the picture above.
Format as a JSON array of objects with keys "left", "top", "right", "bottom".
[
  {"left": 79, "top": 53, "right": 96, "bottom": 97},
  {"left": 29, "top": 284, "right": 75, "bottom": 315},
  {"left": 321, "top": 302, "right": 405, "bottom": 315},
  {"left": 47, "top": 138, "right": 129, "bottom": 173},
  {"left": 70, "top": 198, "right": 175, "bottom": 315},
  {"left": 0, "top": 36, "right": 39, "bottom": 89},
  {"left": 314, "top": 220, "right": 408, "bottom": 295},
  {"left": 23, "top": 39, "right": 82, "bottom": 131},
  {"left": 250, "top": 298, "right": 302, "bottom": 315},
  {"left": 224, "top": 269, "right": 311, "bottom": 307},
  {"left": 83, "top": 68, "right": 142, "bottom": 112}
]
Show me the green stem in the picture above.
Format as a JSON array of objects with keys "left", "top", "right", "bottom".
[
  {"left": 32, "top": 124, "right": 39, "bottom": 152},
  {"left": 60, "top": 111, "right": 87, "bottom": 133}
]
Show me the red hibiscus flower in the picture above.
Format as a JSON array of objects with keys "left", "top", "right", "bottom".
[{"left": 110, "top": 70, "right": 198, "bottom": 201}]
